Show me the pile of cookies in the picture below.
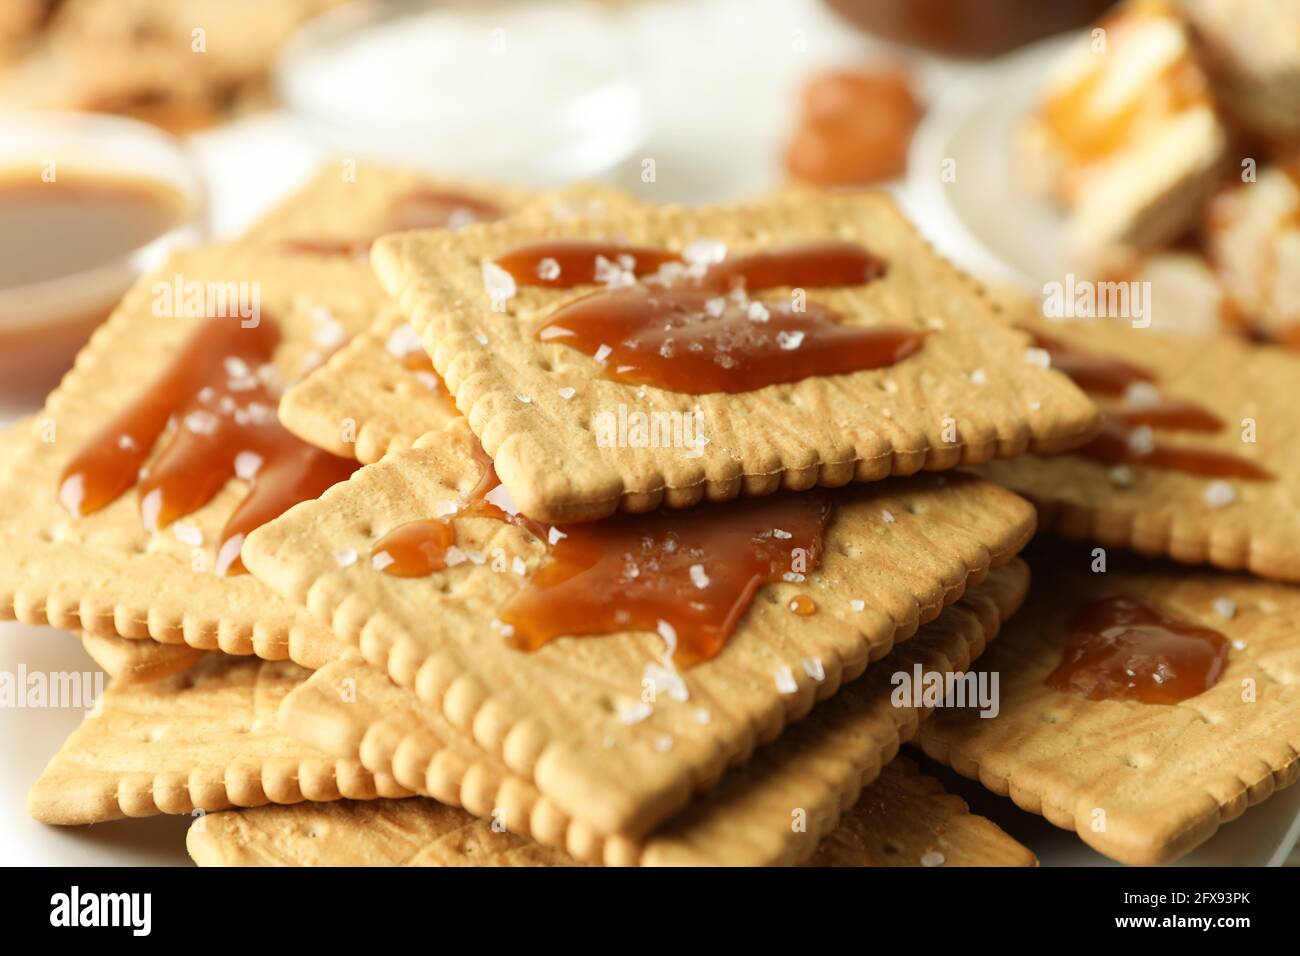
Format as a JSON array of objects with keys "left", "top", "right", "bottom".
[{"left": 3, "top": 159, "right": 1297, "bottom": 867}]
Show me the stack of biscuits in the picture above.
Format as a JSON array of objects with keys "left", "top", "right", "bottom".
[{"left": 2, "top": 153, "right": 1297, "bottom": 867}]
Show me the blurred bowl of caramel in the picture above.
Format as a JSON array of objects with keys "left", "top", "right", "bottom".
[{"left": 0, "top": 112, "right": 206, "bottom": 395}]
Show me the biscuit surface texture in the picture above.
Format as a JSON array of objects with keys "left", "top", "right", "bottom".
[
  {"left": 371, "top": 193, "right": 1098, "bottom": 521},
  {"left": 246, "top": 419, "right": 1035, "bottom": 838},
  {"left": 277, "top": 563, "right": 1028, "bottom": 865},
  {"left": 187, "top": 755, "right": 1035, "bottom": 867},
  {"left": 28, "top": 654, "right": 409, "bottom": 825},
  {"left": 981, "top": 292, "right": 1300, "bottom": 581},
  {"left": 0, "top": 243, "right": 365, "bottom": 663},
  {"left": 273, "top": 177, "right": 637, "bottom": 463},
  {"left": 918, "top": 547, "right": 1300, "bottom": 865}
]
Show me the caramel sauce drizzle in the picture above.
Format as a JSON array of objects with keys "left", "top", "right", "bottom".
[
  {"left": 281, "top": 190, "right": 503, "bottom": 258},
  {"left": 1046, "top": 596, "right": 1229, "bottom": 704},
  {"left": 1029, "top": 330, "right": 1272, "bottom": 480},
  {"left": 493, "top": 239, "right": 922, "bottom": 394},
  {"left": 370, "top": 441, "right": 832, "bottom": 666},
  {"left": 501, "top": 493, "right": 831, "bottom": 667},
  {"left": 58, "top": 317, "right": 359, "bottom": 575}
]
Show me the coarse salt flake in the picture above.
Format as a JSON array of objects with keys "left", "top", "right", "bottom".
[
  {"left": 682, "top": 238, "right": 726, "bottom": 266},
  {"left": 1203, "top": 480, "right": 1236, "bottom": 508},
  {"left": 1025, "top": 347, "right": 1051, "bottom": 369},
  {"left": 172, "top": 521, "right": 202, "bottom": 547},
  {"left": 482, "top": 261, "right": 517, "bottom": 303},
  {"left": 774, "top": 666, "right": 798, "bottom": 695}
]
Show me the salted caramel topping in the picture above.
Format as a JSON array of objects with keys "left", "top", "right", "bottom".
[
  {"left": 372, "top": 449, "right": 832, "bottom": 666},
  {"left": 282, "top": 190, "right": 503, "bottom": 257},
  {"left": 502, "top": 493, "right": 832, "bottom": 666},
  {"left": 494, "top": 239, "right": 918, "bottom": 394},
  {"left": 1075, "top": 419, "right": 1272, "bottom": 480},
  {"left": 493, "top": 240, "right": 682, "bottom": 289},
  {"left": 58, "top": 317, "right": 359, "bottom": 575},
  {"left": 1028, "top": 331, "right": 1152, "bottom": 396},
  {"left": 1047, "top": 596, "right": 1229, "bottom": 704},
  {"left": 1029, "top": 329, "right": 1271, "bottom": 480}
]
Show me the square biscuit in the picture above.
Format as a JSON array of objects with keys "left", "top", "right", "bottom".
[
  {"left": 80, "top": 631, "right": 205, "bottom": 684},
  {"left": 273, "top": 561, "right": 1030, "bottom": 865},
  {"left": 186, "top": 756, "right": 1036, "bottom": 867},
  {"left": 249, "top": 160, "right": 533, "bottom": 462},
  {"left": 276, "top": 180, "right": 641, "bottom": 463},
  {"left": 243, "top": 417, "right": 1036, "bottom": 840},
  {"left": 981, "top": 289, "right": 1300, "bottom": 582},
  {"left": 370, "top": 193, "right": 1099, "bottom": 522},
  {"left": 27, "top": 654, "right": 410, "bottom": 825},
  {"left": 243, "top": 160, "right": 537, "bottom": 249},
  {"left": 918, "top": 546, "right": 1300, "bottom": 865},
  {"left": 0, "top": 242, "right": 368, "bottom": 663}
]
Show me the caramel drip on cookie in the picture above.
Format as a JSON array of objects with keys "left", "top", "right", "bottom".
[
  {"left": 1028, "top": 330, "right": 1272, "bottom": 480},
  {"left": 370, "top": 440, "right": 544, "bottom": 577},
  {"left": 1028, "top": 330, "right": 1152, "bottom": 395},
  {"left": 501, "top": 493, "right": 832, "bottom": 667},
  {"left": 58, "top": 317, "right": 359, "bottom": 575},
  {"left": 493, "top": 239, "right": 918, "bottom": 394},
  {"left": 281, "top": 190, "right": 504, "bottom": 258},
  {"left": 371, "top": 438, "right": 832, "bottom": 666},
  {"left": 493, "top": 240, "right": 683, "bottom": 289},
  {"left": 1046, "top": 596, "right": 1229, "bottom": 704}
]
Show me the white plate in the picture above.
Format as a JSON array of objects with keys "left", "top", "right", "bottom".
[{"left": 906, "top": 35, "right": 1078, "bottom": 286}]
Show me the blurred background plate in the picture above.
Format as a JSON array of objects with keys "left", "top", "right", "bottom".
[{"left": 906, "top": 35, "right": 1077, "bottom": 287}]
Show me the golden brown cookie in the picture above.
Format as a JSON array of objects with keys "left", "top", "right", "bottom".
[
  {"left": 27, "top": 654, "right": 409, "bottom": 825},
  {"left": 243, "top": 420, "right": 1035, "bottom": 844},
  {"left": 271, "top": 174, "right": 639, "bottom": 463},
  {"left": 918, "top": 545, "right": 1300, "bottom": 865},
  {"left": 370, "top": 192, "right": 1097, "bottom": 522},
  {"left": 187, "top": 757, "right": 1035, "bottom": 867},
  {"left": 79, "top": 631, "right": 204, "bottom": 683},
  {"left": 273, "top": 561, "right": 1030, "bottom": 864},
  {"left": 0, "top": 242, "right": 372, "bottom": 663},
  {"left": 981, "top": 291, "right": 1300, "bottom": 581}
]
